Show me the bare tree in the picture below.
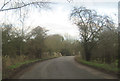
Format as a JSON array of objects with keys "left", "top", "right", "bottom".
[
  {"left": 0, "top": 0, "right": 51, "bottom": 12},
  {"left": 71, "top": 7, "right": 114, "bottom": 61}
]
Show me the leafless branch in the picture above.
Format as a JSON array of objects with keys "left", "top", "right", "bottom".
[
  {"left": 1, "top": 0, "right": 12, "bottom": 10},
  {"left": 0, "top": 1, "right": 51, "bottom": 12}
]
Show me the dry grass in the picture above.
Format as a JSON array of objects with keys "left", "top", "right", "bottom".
[
  {"left": 2, "top": 52, "right": 62, "bottom": 79},
  {"left": 3, "top": 55, "right": 30, "bottom": 68}
]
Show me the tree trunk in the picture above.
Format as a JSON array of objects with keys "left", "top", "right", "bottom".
[
  {"left": 39, "top": 49, "right": 42, "bottom": 58},
  {"left": 105, "top": 54, "right": 111, "bottom": 64},
  {"left": 85, "top": 51, "right": 91, "bottom": 61},
  {"left": 84, "top": 45, "right": 91, "bottom": 61}
]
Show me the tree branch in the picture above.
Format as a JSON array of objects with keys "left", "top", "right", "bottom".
[
  {"left": 1, "top": 0, "right": 12, "bottom": 10},
  {"left": 0, "top": 1, "right": 51, "bottom": 12}
]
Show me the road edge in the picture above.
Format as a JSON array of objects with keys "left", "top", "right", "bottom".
[
  {"left": 3, "top": 56, "right": 61, "bottom": 79},
  {"left": 74, "top": 56, "right": 118, "bottom": 79}
]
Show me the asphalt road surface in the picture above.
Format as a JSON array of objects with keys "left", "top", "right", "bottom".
[{"left": 14, "top": 56, "right": 117, "bottom": 79}]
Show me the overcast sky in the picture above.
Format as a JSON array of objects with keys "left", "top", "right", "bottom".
[{"left": 0, "top": 0, "right": 119, "bottom": 39}]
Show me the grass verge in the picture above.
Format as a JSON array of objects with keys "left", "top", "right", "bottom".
[
  {"left": 75, "top": 56, "right": 118, "bottom": 74},
  {"left": 8, "top": 59, "right": 41, "bottom": 69},
  {"left": 8, "top": 57, "right": 56, "bottom": 70},
  {"left": 3, "top": 56, "right": 60, "bottom": 79}
]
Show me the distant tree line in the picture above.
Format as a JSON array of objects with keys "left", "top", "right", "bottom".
[{"left": 2, "top": 24, "right": 79, "bottom": 59}]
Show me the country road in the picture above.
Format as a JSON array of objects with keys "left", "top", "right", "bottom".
[{"left": 14, "top": 56, "right": 117, "bottom": 79}]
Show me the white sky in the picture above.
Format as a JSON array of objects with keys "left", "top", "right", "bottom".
[{"left": 0, "top": 0, "right": 119, "bottom": 39}]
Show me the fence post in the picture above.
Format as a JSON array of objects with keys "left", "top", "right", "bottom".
[{"left": 118, "top": 1, "right": 120, "bottom": 79}]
